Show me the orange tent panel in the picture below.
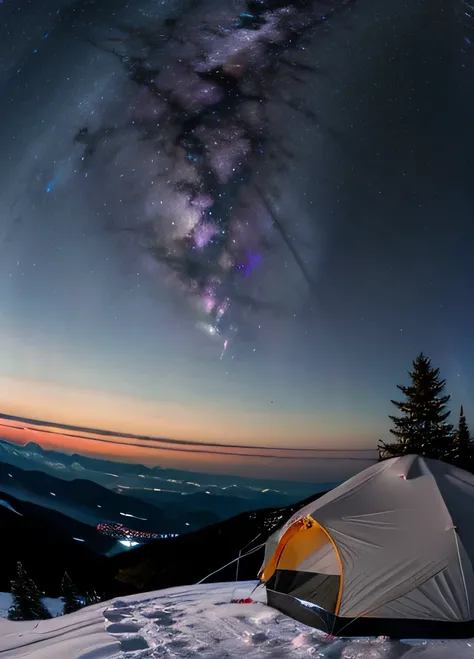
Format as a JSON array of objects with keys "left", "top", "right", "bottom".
[{"left": 260, "top": 515, "right": 344, "bottom": 616}]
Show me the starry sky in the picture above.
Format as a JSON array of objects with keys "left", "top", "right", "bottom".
[{"left": 0, "top": 0, "right": 472, "bottom": 482}]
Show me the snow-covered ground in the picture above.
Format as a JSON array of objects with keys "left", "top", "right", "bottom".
[{"left": 0, "top": 582, "right": 473, "bottom": 658}]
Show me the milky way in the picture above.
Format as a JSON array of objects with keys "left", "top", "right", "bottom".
[
  {"left": 1, "top": 0, "right": 473, "bottom": 475},
  {"left": 73, "top": 0, "right": 353, "bottom": 351}
]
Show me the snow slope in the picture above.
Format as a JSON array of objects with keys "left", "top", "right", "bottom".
[{"left": 0, "top": 582, "right": 473, "bottom": 658}]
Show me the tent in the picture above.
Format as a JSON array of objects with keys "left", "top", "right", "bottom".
[{"left": 259, "top": 455, "right": 474, "bottom": 638}]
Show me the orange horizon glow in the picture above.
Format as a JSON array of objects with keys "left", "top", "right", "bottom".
[
  {"left": 0, "top": 375, "right": 378, "bottom": 448},
  {"left": 0, "top": 418, "right": 376, "bottom": 477},
  {"left": 0, "top": 376, "right": 378, "bottom": 480}
]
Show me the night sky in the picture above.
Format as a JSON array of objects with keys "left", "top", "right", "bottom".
[{"left": 0, "top": 0, "right": 472, "bottom": 482}]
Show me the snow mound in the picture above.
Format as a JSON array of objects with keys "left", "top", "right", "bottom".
[{"left": 1, "top": 582, "right": 474, "bottom": 658}]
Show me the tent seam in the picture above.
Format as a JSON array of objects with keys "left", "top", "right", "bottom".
[
  {"left": 308, "top": 516, "right": 344, "bottom": 619},
  {"left": 453, "top": 528, "right": 471, "bottom": 619}
]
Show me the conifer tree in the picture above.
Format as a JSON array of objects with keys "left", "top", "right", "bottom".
[
  {"left": 378, "top": 353, "right": 455, "bottom": 461},
  {"left": 452, "top": 406, "right": 473, "bottom": 469},
  {"left": 83, "top": 590, "right": 102, "bottom": 606},
  {"left": 60, "top": 572, "right": 82, "bottom": 615},
  {"left": 8, "top": 562, "right": 52, "bottom": 621}
]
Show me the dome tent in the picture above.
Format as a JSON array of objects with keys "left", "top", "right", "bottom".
[{"left": 259, "top": 455, "right": 474, "bottom": 639}]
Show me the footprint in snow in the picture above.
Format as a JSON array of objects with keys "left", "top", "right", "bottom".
[
  {"left": 119, "top": 636, "right": 150, "bottom": 651},
  {"left": 106, "top": 621, "right": 143, "bottom": 633},
  {"left": 167, "top": 639, "right": 189, "bottom": 650},
  {"left": 144, "top": 611, "right": 175, "bottom": 626},
  {"left": 103, "top": 609, "right": 132, "bottom": 623},
  {"left": 251, "top": 632, "right": 269, "bottom": 645}
]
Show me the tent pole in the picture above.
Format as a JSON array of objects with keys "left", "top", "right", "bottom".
[{"left": 236, "top": 549, "right": 242, "bottom": 581}]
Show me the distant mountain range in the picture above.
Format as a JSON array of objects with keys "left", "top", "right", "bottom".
[
  {"left": 0, "top": 438, "right": 338, "bottom": 521},
  {"left": 0, "top": 490, "right": 110, "bottom": 595},
  {"left": 0, "top": 437, "right": 336, "bottom": 601},
  {"left": 0, "top": 460, "right": 208, "bottom": 535},
  {"left": 0, "top": 485, "right": 325, "bottom": 599}
]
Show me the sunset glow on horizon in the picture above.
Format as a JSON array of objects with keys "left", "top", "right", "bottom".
[
  {"left": 0, "top": 411, "right": 377, "bottom": 481},
  {"left": 0, "top": 375, "right": 380, "bottom": 450}
]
